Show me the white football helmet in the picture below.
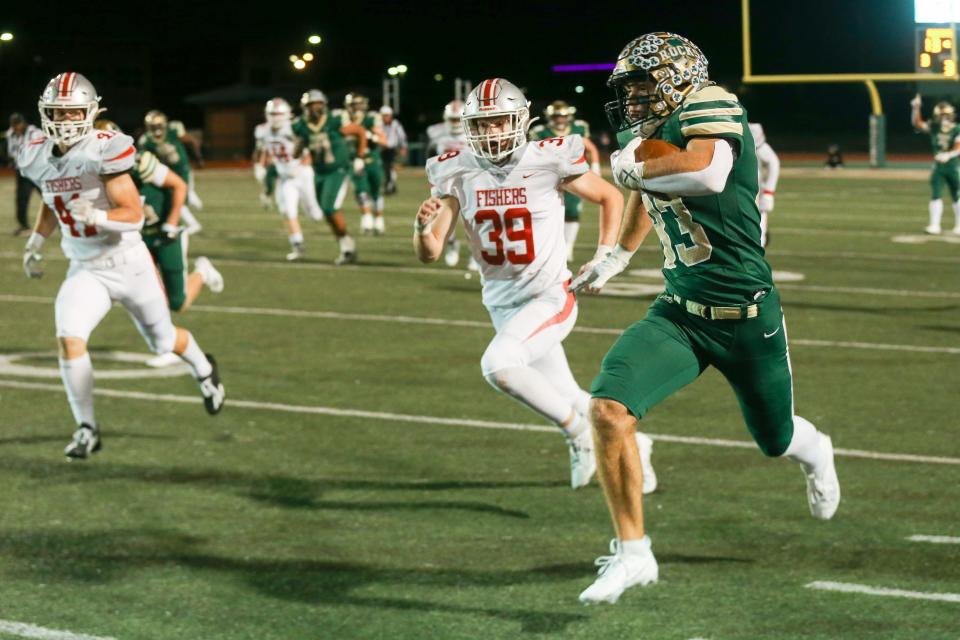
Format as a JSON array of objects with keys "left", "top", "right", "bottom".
[
  {"left": 462, "top": 79, "right": 530, "bottom": 162},
  {"left": 38, "top": 72, "right": 101, "bottom": 147},
  {"left": 443, "top": 100, "right": 464, "bottom": 135},
  {"left": 265, "top": 97, "right": 292, "bottom": 128}
]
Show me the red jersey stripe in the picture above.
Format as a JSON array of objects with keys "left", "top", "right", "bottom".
[{"left": 105, "top": 146, "right": 135, "bottom": 162}]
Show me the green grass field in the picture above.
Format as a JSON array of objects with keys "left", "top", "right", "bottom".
[{"left": 0, "top": 167, "right": 958, "bottom": 639}]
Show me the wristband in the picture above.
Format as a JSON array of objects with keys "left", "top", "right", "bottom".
[{"left": 26, "top": 232, "right": 45, "bottom": 252}]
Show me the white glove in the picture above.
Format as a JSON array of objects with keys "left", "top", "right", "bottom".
[
  {"left": 353, "top": 157, "right": 366, "bottom": 175},
  {"left": 254, "top": 163, "right": 267, "bottom": 184},
  {"left": 611, "top": 137, "right": 646, "bottom": 191},
  {"left": 590, "top": 161, "right": 602, "bottom": 176},
  {"left": 23, "top": 232, "right": 44, "bottom": 279},
  {"left": 935, "top": 151, "right": 957, "bottom": 163},
  {"left": 161, "top": 222, "right": 181, "bottom": 240},
  {"left": 758, "top": 191, "right": 775, "bottom": 213},
  {"left": 911, "top": 93, "right": 922, "bottom": 110},
  {"left": 66, "top": 197, "right": 106, "bottom": 226},
  {"left": 569, "top": 244, "right": 635, "bottom": 293}
]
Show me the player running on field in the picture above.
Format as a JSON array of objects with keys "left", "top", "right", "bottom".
[
  {"left": 344, "top": 93, "right": 388, "bottom": 236},
  {"left": 911, "top": 94, "right": 960, "bottom": 235},
  {"left": 140, "top": 110, "right": 204, "bottom": 234}
]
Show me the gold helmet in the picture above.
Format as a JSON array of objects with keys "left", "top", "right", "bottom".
[
  {"left": 545, "top": 100, "right": 576, "bottom": 132},
  {"left": 606, "top": 32, "right": 709, "bottom": 137},
  {"left": 94, "top": 118, "right": 122, "bottom": 133},
  {"left": 144, "top": 109, "right": 168, "bottom": 141},
  {"left": 933, "top": 101, "right": 956, "bottom": 130},
  {"left": 345, "top": 93, "right": 369, "bottom": 113}
]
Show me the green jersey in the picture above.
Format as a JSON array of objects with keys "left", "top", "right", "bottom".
[
  {"left": 929, "top": 126, "right": 960, "bottom": 167},
  {"left": 138, "top": 122, "right": 191, "bottom": 182},
  {"left": 619, "top": 84, "right": 772, "bottom": 306},
  {"left": 130, "top": 150, "right": 174, "bottom": 231},
  {"left": 530, "top": 119, "right": 591, "bottom": 141},
  {"left": 345, "top": 111, "right": 383, "bottom": 161},
  {"left": 292, "top": 111, "right": 351, "bottom": 174}
]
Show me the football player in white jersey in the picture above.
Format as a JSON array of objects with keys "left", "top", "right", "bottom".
[
  {"left": 19, "top": 72, "right": 225, "bottom": 459},
  {"left": 748, "top": 122, "right": 779, "bottom": 247},
  {"left": 415, "top": 78, "right": 656, "bottom": 491},
  {"left": 255, "top": 97, "right": 324, "bottom": 260}
]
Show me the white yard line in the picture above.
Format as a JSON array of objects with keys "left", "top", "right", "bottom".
[
  {"left": 907, "top": 535, "right": 960, "bottom": 544},
  {"left": 805, "top": 581, "right": 960, "bottom": 604},
  {"left": 1, "top": 294, "right": 957, "bottom": 356},
  {"left": 0, "top": 619, "right": 116, "bottom": 640},
  {"left": 1, "top": 380, "right": 958, "bottom": 466}
]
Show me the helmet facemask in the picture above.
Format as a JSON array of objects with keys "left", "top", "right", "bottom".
[
  {"left": 443, "top": 100, "right": 465, "bottom": 135},
  {"left": 38, "top": 72, "right": 101, "bottom": 148},
  {"left": 464, "top": 110, "right": 529, "bottom": 162},
  {"left": 545, "top": 101, "right": 574, "bottom": 134},
  {"left": 935, "top": 102, "right": 956, "bottom": 132},
  {"left": 265, "top": 98, "right": 292, "bottom": 129}
]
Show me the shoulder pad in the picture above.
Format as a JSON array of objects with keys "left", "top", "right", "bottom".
[{"left": 100, "top": 132, "right": 137, "bottom": 174}]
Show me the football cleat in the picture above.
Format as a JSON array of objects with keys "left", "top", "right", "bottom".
[
  {"left": 334, "top": 250, "right": 357, "bottom": 266},
  {"left": 286, "top": 243, "right": 305, "bottom": 262},
  {"left": 374, "top": 215, "right": 385, "bottom": 236},
  {"left": 198, "top": 353, "right": 225, "bottom": 415},
  {"left": 444, "top": 239, "right": 460, "bottom": 267},
  {"left": 466, "top": 256, "right": 480, "bottom": 272},
  {"left": 361, "top": 212, "right": 375, "bottom": 234},
  {"left": 803, "top": 433, "right": 840, "bottom": 520},
  {"left": 579, "top": 538, "right": 659, "bottom": 605},
  {"left": 635, "top": 432, "right": 658, "bottom": 495},
  {"left": 259, "top": 193, "right": 273, "bottom": 209},
  {"left": 195, "top": 256, "right": 224, "bottom": 293},
  {"left": 950, "top": 226, "right": 960, "bottom": 235},
  {"left": 145, "top": 352, "right": 183, "bottom": 368},
  {"left": 925, "top": 224, "right": 942, "bottom": 235},
  {"left": 64, "top": 423, "right": 101, "bottom": 460},
  {"left": 567, "top": 428, "right": 597, "bottom": 489}
]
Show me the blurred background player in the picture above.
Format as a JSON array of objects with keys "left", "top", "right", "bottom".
[
  {"left": 21, "top": 72, "right": 224, "bottom": 459},
  {"left": 529, "top": 101, "right": 602, "bottom": 261},
  {"left": 96, "top": 119, "right": 225, "bottom": 368},
  {"left": 344, "top": 93, "right": 388, "bottom": 235},
  {"left": 379, "top": 105, "right": 407, "bottom": 195},
  {"left": 415, "top": 78, "right": 648, "bottom": 492},
  {"left": 426, "top": 99, "right": 476, "bottom": 270},
  {"left": 141, "top": 110, "right": 205, "bottom": 234},
  {"left": 252, "top": 116, "right": 278, "bottom": 210},
  {"left": 292, "top": 89, "right": 367, "bottom": 264},
  {"left": 257, "top": 97, "right": 325, "bottom": 260},
  {"left": 749, "top": 122, "right": 780, "bottom": 247},
  {"left": 4, "top": 112, "right": 42, "bottom": 235},
  {"left": 911, "top": 94, "right": 960, "bottom": 235}
]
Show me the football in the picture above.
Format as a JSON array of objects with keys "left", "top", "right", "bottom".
[{"left": 634, "top": 139, "right": 682, "bottom": 162}]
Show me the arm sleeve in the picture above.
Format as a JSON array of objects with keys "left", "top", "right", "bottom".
[
  {"left": 755, "top": 143, "right": 780, "bottom": 192},
  {"left": 99, "top": 133, "right": 137, "bottom": 175},
  {"left": 641, "top": 140, "right": 734, "bottom": 196},
  {"left": 554, "top": 134, "right": 589, "bottom": 180}
]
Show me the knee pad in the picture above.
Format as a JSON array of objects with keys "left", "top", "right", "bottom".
[
  {"left": 480, "top": 334, "right": 527, "bottom": 378},
  {"left": 145, "top": 322, "right": 177, "bottom": 354}
]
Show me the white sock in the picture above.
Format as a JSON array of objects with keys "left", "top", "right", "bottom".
[
  {"left": 563, "top": 411, "right": 588, "bottom": 439},
  {"left": 953, "top": 202, "right": 960, "bottom": 230},
  {"left": 620, "top": 536, "right": 651, "bottom": 556},
  {"left": 59, "top": 353, "right": 95, "bottom": 426},
  {"left": 361, "top": 212, "right": 374, "bottom": 227},
  {"left": 338, "top": 235, "right": 356, "bottom": 253},
  {"left": 177, "top": 332, "right": 213, "bottom": 379},
  {"left": 289, "top": 232, "right": 304, "bottom": 246},
  {"left": 759, "top": 211, "right": 769, "bottom": 247},
  {"left": 375, "top": 196, "right": 384, "bottom": 213},
  {"left": 783, "top": 415, "right": 826, "bottom": 472},
  {"left": 180, "top": 205, "right": 199, "bottom": 228},
  {"left": 564, "top": 221, "right": 580, "bottom": 261},
  {"left": 929, "top": 199, "right": 944, "bottom": 228},
  {"left": 484, "top": 366, "right": 575, "bottom": 429}
]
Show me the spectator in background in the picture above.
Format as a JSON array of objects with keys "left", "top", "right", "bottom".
[
  {"left": 5, "top": 113, "right": 42, "bottom": 235},
  {"left": 379, "top": 105, "right": 407, "bottom": 195},
  {"left": 825, "top": 144, "right": 844, "bottom": 169}
]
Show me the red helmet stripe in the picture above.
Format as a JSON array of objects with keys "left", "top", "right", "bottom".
[
  {"left": 59, "top": 72, "right": 75, "bottom": 97},
  {"left": 478, "top": 78, "right": 501, "bottom": 110}
]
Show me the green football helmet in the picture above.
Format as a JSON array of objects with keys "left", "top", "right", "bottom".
[{"left": 605, "top": 32, "right": 709, "bottom": 138}]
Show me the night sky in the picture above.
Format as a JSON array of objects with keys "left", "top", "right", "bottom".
[{"left": 0, "top": 0, "right": 946, "bottom": 152}]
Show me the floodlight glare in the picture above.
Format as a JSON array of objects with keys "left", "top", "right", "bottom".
[
  {"left": 308, "top": 35, "right": 322, "bottom": 45},
  {"left": 0, "top": 32, "right": 13, "bottom": 42},
  {"left": 303, "top": 52, "right": 314, "bottom": 61},
  {"left": 388, "top": 67, "right": 398, "bottom": 76},
  {"left": 293, "top": 59, "right": 307, "bottom": 70},
  {"left": 434, "top": 73, "right": 443, "bottom": 81},
  {"left": 289, "top": 55, "right": 299, "bottom": 62},
  {"left": 575, "top": 85, "right": 585, "bottom": 94},
  {"left": 396, "top": 64, "right": 408, "bottom": 73}
]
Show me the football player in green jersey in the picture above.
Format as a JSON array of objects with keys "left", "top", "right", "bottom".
[
  {"left": 345, "top": 93, "right": 388, "bottom": 235},
  {"left": 910, "top": 94, "right": 960, "bottom": 234},
  {"left": 570, "top": 32, "right": 840, "bottom": 605},
  {"left": 292, "top": 89, "right": 367, "bottom": 264},
  {"left": 529, "top": 101, "right": 602, "bottom": 261},
  {"left": 141, "top": 110, "right": 205, "bottom": 234}
]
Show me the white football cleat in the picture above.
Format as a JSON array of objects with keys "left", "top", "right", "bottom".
[
  {"left": 145, "top": 352, "right": 183, "bottom": 368},
  {"left": 567, "top": 428, "right": 597, "bottom": 489},
  {"left": 579, "top": 538, "right": 659, "bottom": 605},
  {"left": 286, "top": 244, "right": 305, "bottom": 262},
  {"left": 802, "top": 433, "right": 840, "bottom": 520},
  {"left": 950, "top": 226, "right": 960, "bottom": 236},
  {"left": 64, "top": 423, "right": 101, "bottom": 460},
  {"left": 258, "top": 193, "right": 273, "bottom": 209},
  {"left": 444, "top": 239, "right": 460, "bottom": 267},
  {"left": 635, "top": 432, "right": 658, "bottom": 495},
  {"left": 361, "top": 212, "right": 375, "bottom": 234},
  {"left": 195, "top": 256, "right": 224, "bottom": 293},
  {"left": 374, "top": 215, "right": 385, "bottom": 235},
  {"left": 466, "top": 256, "right": 481, "bottom": 272},
  {"left": 924, "top": 224, "right": 942, "bottom": 235}
]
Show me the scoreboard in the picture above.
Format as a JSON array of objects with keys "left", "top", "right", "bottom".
[{"left": 916, "top": 27, "right": 957, "bottom": 75}]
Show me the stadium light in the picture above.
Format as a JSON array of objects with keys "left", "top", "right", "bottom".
[
  {"left": 388, "top": 66, "right": 398, "bottom": 76},
  {"left": 434, "top": 73, "right": 443, "bottom": 81},
  {"left": 575, "top": 85, "right": 585, "bottom": 94},
  {"left": 289, "top": 54, "right": 300, "bottom": 62},
  {"left": 0, "top": 32, "right": 12, "bottom": 42},
  {"left": 293, "top": 59, "right": 306, "bottom": 70},
  {"left": 396, "top": 64, "right": 408, "bottom": 74},
  {"left": 308, "top": 35, "right": 322, "bottom": 45},
  {"left": 303, "top": 52, "right": 314, "bottom": 62}
]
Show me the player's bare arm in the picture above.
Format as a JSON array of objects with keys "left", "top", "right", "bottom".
[
  {"left": 413, "top": 196, "right": 458, "bottom": 263},
  {"left": 340, "top": 122, "right": 368, "bottom": 157},
  {"left": 562, "top": 172, "right": 624, "bottom": 248},
  {"left": 160, "top": 169, "right": 188, "bottom": 228},
  {"left": 911, "top": 94, "right": 930, "bottom": 132},
  {"left": 180, "top": 131, "right": 204, "bottom": 167},
  {"left": 582, "top": 136, "right": 601, "bottom": 166},
  {"left": 102, "top": 173, "right": 144, "bottom": 224},
  {"left": 33, "top": 203, "right": 59, "bottom": 237}
]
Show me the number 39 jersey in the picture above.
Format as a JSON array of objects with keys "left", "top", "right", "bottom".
[
  {"left": 427, "top": 136, "right": 588, "bottom": 307},
  {"left": 255, "top": 123, "right": 302, "bottom": 179},
  {"left": 18, "top": 130, "right": 139, "bottom": 261}
]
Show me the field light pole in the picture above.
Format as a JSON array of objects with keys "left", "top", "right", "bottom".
[{"left": 383, "top": 65, "right": 407, "bottom": 114}]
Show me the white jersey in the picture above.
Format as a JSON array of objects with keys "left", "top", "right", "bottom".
[
  {"left": 5, "top": 124, "right": 43, "bottom": 169},
  {"left": 256, "top": 122, "right": 302, "bottom": 178},
  {"left": 749, "top": 122, "right": 780, "bottom": 193},
  {"left": 18, "top": 130, "right": 140, "bottom": 261},
  {"left": 427, "top": 136, "right": 588, "bottom": 307},
  {"left": 426, "top": 123, "right": 467, "bottom": 156}
]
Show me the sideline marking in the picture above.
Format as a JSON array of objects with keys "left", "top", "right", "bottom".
[
  {"left": 1, "top": 295, "right": 958, "bottom": 356},
  {"left": 0, "top": 351, "right": 189, "bottom": 380},
  {"left": 907, "top": 534, "right": 960, "bottom": 544},
  {"left": 806, "top": 581, "right": 960, "bottom": 604},
  {"left": 1, "top": 380, "right": 958, "bottom": 466},
  {"left": 0, "top": 619, "right": 116, "bottom": 640}
]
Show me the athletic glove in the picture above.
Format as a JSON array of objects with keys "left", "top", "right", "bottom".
[
  {"left": 23, "top": 232, "right": 44, "bottom": 279},
  {"left": 569, "top": 244, "right": 635, "bottom": 293}
]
